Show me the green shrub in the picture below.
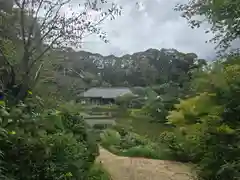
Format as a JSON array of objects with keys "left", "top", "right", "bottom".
[
  {"left": 88, "top": 163, "right": 111, "bottom": 180},
  {"left": 129, "top": 109, "right": 149, "bottom": 119},
  {"left": 120, "top": 145, "right": 160, "bottom": 159},
  {"left": 100, "top": 129, "right": 121, "bottom": 148},
  {"left": 107, "top": 145, "right": 119, "bottom": 154},
  {"left": 163, "top": 64, "right": 240, "bottom": 180},
  {"left": 112, "top": 124, "right": 130, "bottom": 136},
  {"left": 160, "top": 131, "right": 202, "bottom": 162},
  {"left": 115, "top": 93, "right": 136, "bottom": 108},
  {"left": 119, "top": 132, "right": 147, "bottom": 149},
  {"left": 0, "top": 101, "right": 98, "bottom": 180},
  {"left": 100, "top": 127, "right": 170, "bottom": 160},
  {"left": 0, "top": 125, "right": 7, "bottom": 180}
]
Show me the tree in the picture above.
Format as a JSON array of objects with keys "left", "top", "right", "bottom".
[
  {"left": 0, "top": 0, "right": 121, "bottom": 102},
  {"left": 116, "top": 93, "right": 137, "bottom": 109},
  {"left": 175, "top": 0, "right": 240, "bottom": 50},
  {"left": 163, "top": 61, "right": 240, "bottom": 180}
]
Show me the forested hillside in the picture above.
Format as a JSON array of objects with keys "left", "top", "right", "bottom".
[{"left": 37, "top": 47, "right": 206, "bottom": 100}]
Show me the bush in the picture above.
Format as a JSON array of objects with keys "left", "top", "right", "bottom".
[
  {"left": 160, "top": 131, "right": 202, "bottom": 162},
  {"left": 130, "top": 97, "right": 146, "bottom": 108},
  {"left": 115, "top": 93, "right": 136, "bottom": 108},
  {"left": 88, "top": 163, "right": 111, "bottom": 180},
  {"left": 162, "top": 63, "right": 240, "bottom": 180},
  {"left": 119, "top": 132, "right": 147, "bottom": 149},
  {"left": 112, "top": 124, "right": 130, "bottom": 136},
  {"left": 0, "top": 101, "right": 99, "bottom": 180},
  {"left": 100, "top": 129, "right": 121, "bottom": 148},
  {"left": 120, "top": 146, "right": 160, "bottom": 159},
  {"left": 129, "top": 109, "right": 148, "bottom": 119},
  {"left": 99, "top": 127, "right": 170, "bottom": 160},
  {"left": 0, "top": 126, "right": 7, "bottom": 180}
]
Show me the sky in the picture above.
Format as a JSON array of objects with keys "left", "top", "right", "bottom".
[{"left": 74, "top": 0, "right": 218, "bottom": 59}]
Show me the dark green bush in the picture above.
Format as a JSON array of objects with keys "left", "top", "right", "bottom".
[
  {"left": 162, "top": 63, "right": 240, "bottom": 180},
  {"left": 129, "top": 97, "right": 146, "bottom": 108},
  {"left": 99, "top": 127, "right": 169, "bottom": 160},
  {"left": 87, "top": 163, "right": 111, "bottom": 180},
  {"left": 0, "top": 125, "right": 7, "bottom": 180},
  {"left": 120, "top": 146, "right": 160, "bottom": 159},
  {"left": 100, "top": 129, "right": 121, "bottom": 148},
  {"left": 159, "top": 131, "right": 202, "bottom": 162},
  {"left": 0, "top": 101, "right": 99, "bottom": 180},
  {"left": 112, "top": 124, "right": 130, "bottom": 137}
]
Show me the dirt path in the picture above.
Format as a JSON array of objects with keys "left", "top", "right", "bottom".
[{"left": 97, "top": 147, "right": 196, "bottom": 180}]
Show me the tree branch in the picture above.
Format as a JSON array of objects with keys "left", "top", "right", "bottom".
[
  {"left": 19, "top": 0, "right": 27, "bottom": 46},
  {"left": 27, "top": 1, "right": 66, "bottom": 55},
  {"left": 34, "top": 62, "right": 43, "bottom": 81},
  {"left": 28, "top": 33, "right": 63, "bottom": 69},
  {"left": 39, "top": 0, "right": 70, "bottom": 31},
  {"left": 26, "top": 0, "right": 45, "bottom": 50},
  {"left": 82, "top": 6, "right": 116, "bottom": 39}
]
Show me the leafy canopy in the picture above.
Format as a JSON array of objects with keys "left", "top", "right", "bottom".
[{"left": 175, "top": 0, "right": 240, "bottom": 50}]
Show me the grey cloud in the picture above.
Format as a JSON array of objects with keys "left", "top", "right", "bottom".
[{"left": 80, "top": 0, "right": 218, "bottom": 59}]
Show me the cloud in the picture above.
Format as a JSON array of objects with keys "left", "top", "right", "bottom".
[{"left": 78, "top": 0, "right": 217, "bottom": 59}]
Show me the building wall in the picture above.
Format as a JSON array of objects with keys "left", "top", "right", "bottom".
[{"left": 81, "top": 97, "right": 115, "bottom": 105}]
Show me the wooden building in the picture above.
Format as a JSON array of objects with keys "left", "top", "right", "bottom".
[{"left": 80, "top": 87, "right": 134, "bottom": 105}]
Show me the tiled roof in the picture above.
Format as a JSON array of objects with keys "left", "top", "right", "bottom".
[{"left": 81, "top": 87, "right": 133, "bottom": 98}]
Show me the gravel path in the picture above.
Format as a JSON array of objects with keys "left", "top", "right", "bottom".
[{"left": 97, "top": 147, "right": 196, "bottom": 180}]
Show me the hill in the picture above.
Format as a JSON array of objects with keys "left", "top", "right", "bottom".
[{"left": 37, "top": 48, "right": 206, "bottom": 100}]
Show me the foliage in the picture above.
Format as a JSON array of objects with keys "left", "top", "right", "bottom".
[
  {"left": 0, "top": 100, "right": 99, "bottom": 180},
  {"left": 161, "top": 62, "right": 240, "bottom": 180},
  {"left": 131, "top": 87, "right": 146, "bottom": 96},
  {"left": 100, "top": 126, "right": 170, "bottom": 160},
  {"left": 116, "top": 114, "right": 173, "bottom": 143},
  {"left": 0, "top": 117, "right": 7, "bottom": 179},
  {"left": 0, "top": 0, "right": 121, "bottom": 103},
  {"left": 2, "top": 1, "right": 240, "bottom": 180},
  {"left": 142, "top": 97, "right": 168, "bottom": 122},
  {"left": 127, "top": 97, "right": 145, "bottom": 108},
  {"left": 137, "top": 56, "right": 206, "bottom": 123},
  {"left": 160, "top": 131, "right": 202, "bottom": 162},
  {"left": 100, "top": 129, "right": 121, "bottom": 147},
  {"left": 120, "top": 146, "right": 161, "bottom": 159},
  {"left": 115, "top": 93, "right": 137, "bottom": 108},
  {"left": 32, "top": 47, "right": 207, "bottom": 101},
  {"left": 87, "top": 163, "right": 112, "bottom": 180},
  {"left": 175, "top": 0, "right": 240, "bottom": 50}
]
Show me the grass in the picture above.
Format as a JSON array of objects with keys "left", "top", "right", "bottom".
[
  {"left": 112, "top": 112, "right": 174, "bottom": 160},
  {"left": 116, "top": 116, "right": 172, "bottom": 143},
  {"left": 100, "top": 127, "right": 173, "bottom": 160},
  {"left": 83, "top": 105, "right": 172, "bottom": 144},
  {"left": 84, "top": 105, "right": 174, "bottom": 160}
]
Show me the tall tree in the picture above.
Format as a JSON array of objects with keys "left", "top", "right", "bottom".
[
  {"left": 0, "top": 0, "right": 121, "bottom": 102},
  {"left": 175, "top": 0, "right": 240, "bottom": 50}
]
